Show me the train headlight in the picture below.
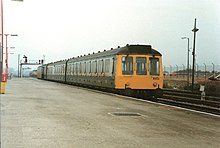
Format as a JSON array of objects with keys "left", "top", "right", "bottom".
[{"left": 153, "top": 82, "right": 157, "bottom": 87}]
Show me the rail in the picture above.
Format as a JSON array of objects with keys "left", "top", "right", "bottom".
[{"left": 159, "top": 89, "right": 220, "bottom": 115}]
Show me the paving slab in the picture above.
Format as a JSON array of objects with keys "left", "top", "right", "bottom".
[{"left": 1, "top": 78, "right": 220, "bottom": 148}]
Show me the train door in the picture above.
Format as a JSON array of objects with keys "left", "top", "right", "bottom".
[
  {"left": 148, "top": 56, "right": 163, "bottom": 89},
  {"left": 149, "top": 57, "right": 160, "bottom": 76}
]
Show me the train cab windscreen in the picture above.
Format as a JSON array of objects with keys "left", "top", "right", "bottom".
[
  {"left": 136, "top": 57, "right": 147, "bottom": 75},
  {"left": 122, "top": 56, "right": 133, "bottom": 75},
  {"left": 149, "top": 57, "right": 160, "bottom": 76}
]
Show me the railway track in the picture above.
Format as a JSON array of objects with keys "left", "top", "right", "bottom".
[
  {"left": 85, "top": 86, "right": 220, "bottom": 115},
  {"left": 159, "top": 89, "right": 220, "bottom": 115}
]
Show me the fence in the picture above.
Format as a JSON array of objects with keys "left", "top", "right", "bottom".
[{"left": 163, "top": 64, "right": 220, "bottom": 80}]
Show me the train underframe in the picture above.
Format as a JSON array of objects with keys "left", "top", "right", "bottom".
[
  {"left": 119, "top": 88, "right": 163, "bottom": 100},
  {"left": 44, "top": 78, "right": 163, "bottom": 100},
  {"left": 40, "top": 73, "right": 163, "bottom": 100}
]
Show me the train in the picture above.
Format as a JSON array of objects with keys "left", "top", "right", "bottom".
[{"left": 37, "top": 44, "right": 163, "bottom": 99}]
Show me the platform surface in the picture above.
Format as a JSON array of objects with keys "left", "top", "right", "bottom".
[{"left": 1, "top": 78, "right": 220, "bottom": 148}]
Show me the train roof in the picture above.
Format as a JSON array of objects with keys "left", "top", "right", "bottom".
[
  {"left": 117, "top": 45, "right": 161, "bottom": 55},
  {"left": 46, "top": 44, "right": 162, "bottom": 65},
  {"left": 68, "top": 44, "right": 161, "bottom": 62}
]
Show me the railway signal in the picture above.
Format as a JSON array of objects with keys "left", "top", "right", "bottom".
[
  {"left": 23, "top": 55, "right": 27, "bottom": 63},
  {"left": 38, "top": 59, "right": 44, "bottom": 64}
]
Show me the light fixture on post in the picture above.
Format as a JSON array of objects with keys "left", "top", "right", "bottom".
[
  {"left": 4, "top": 34, "right": 18, "bottom": 81},
  {"left": 181, "top": 37, "right": 190, "bottom": 89}
]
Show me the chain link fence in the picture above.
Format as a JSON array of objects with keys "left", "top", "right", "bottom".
[{"left": 163, "top": 64, "right": 220, "bottom": 81}]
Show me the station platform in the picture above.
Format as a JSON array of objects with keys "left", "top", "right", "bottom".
[{"left": 1, "top": 78, "right": 220, "bottom": 148}]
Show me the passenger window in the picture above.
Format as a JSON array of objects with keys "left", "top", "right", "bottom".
[
  {"left": 79, "top": 62, "right": 82, "bottom": 74},
  {"left": 149, "top": 57, "right": 160, "bottom": 75},
  {"left": 92, "top": 61, "right": 97, "bottom": 73},
  {"left": 122, "top": 56, "right": 133, "bottom": 75},
  {"left": 98, "top": 60, "right": 103, "bottom": 73},
  {"left": 86, "top": 62, "right": 90, "bottom": 73},
  {"left": 72, "top": 63, "right": 74, "bottom": 74},
  {"left": 136, "top": 57, "right": 146, "bottom": 75},
  {"left": 82, "top": 62, "right": 86, "bottom": 73},
  {"left": 76, "top": 63, "right": 79, "bottom": 74},
  {"left": 105, "top": 59, "right": 110, "bottom": 73}
]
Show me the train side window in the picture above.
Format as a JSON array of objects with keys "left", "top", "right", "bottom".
[
  {"left": 87, "top": 61, "right": 91, "bottom": 73},
  {"left": 72, "top": 64, "right": 74, "bottom": 75},
  {"left": 69, "top": 63, "right": 71, "bottom": 75},
  {"left": 72, "top": 63, "right": 74, "bottom": 75},
  {"left": 136, "top": 57, "right": 147, "bottom": 75},
  {"left": 84, "top": 62, "right": 86, "bottom": 74},
  {"left": 90, "top": 61, "right": 92, "bottom": 73},
  {"left": 92, "top": 61, "right": 97, "bottom": 73},
  {"left": 149, "top": 57, "right": 160, "bottom": 75},
  {"left": 62, "top": 65, "right": 65, "bottom": 74},
  {"left": 122, "top": 56, "right": 133, "bottom": 75},
  {"left": 86, "top": 62, "right": 90, "bottom": 73},
  {"left": 81, "top": 62, "right": 86, "bottom": 74},
  {"left": 60, "top": 65, "right": 62, "bottom": 75},
  {"left": 74, "top": 63, "right": 76, "bottom": 75},
  {"left": 105, "top": 59, "right": 110, "bottom": 73},
  {"left": 76, "top": 63, "right": 78, "bottom": 75},
  {"left": 98, "top": 60, "right": 103, "bottom": 73},
  {"left": 61, "top": 65, "right": 62, "bottom": 74},
  {"left": 79, "top": 62, "right": 82, "bottom": 74}
]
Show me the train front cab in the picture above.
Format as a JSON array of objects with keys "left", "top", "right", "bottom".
[{"left": 115, "top": 54, "right": 163, "bottom": 98}]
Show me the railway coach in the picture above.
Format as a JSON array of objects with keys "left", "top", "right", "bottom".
[{"left": 37, "top": 44, "right": 163, "bottom": 99}]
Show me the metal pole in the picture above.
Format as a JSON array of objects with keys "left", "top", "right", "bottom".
[
  {"left": 212, "top": 63, "right": 215, "bottom": 74},
  {"left": 20, "top": 63, "right": 22, "bottom": 78},
  {"left": 1, "top": 0, "right": 3, "bottom": 82},
  {"left": 191, "top": 18, "right": 199, "bottom": 91},
  {"left": 181, "top": 37, "right": 190, "bottom": 89},
  {"left": 0, "top": 43, "right": 2, "bottom": 82},
  {"left": 5, "top": 34, "right": 8, "bottom": 80},
  {"left": 203, "top": 63, "right": 206, "bottom": 82},
  {"left": 18, "top": 54, "right": 20, "bottom": 77},
  {"left": 187, "top": 38, "right": 190, "bottom": 89}
]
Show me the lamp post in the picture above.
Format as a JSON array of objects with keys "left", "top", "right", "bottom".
[
  {"left": 4, "top": 34, "right": 18, "bottom": 81},
  {"left": 18, "top": 53, "right": 20, "bottom": 77},
  {"left": 0, "top": 0, "right": 4, "bottom": 85},
  {"left": 181, "top": 37, "right": 190, "bottom": 89}
]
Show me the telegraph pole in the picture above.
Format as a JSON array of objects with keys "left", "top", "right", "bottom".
[{"left": 191, "top": 18, "right": 199, "bottom": 91}]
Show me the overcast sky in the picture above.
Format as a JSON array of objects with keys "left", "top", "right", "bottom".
[{"left": 3, "top": 0, "right": 220, "bottom": 70}]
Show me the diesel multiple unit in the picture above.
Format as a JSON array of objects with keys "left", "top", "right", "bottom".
[{"left": 37, "top": 44, "right": 163, "bottom": 99}]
